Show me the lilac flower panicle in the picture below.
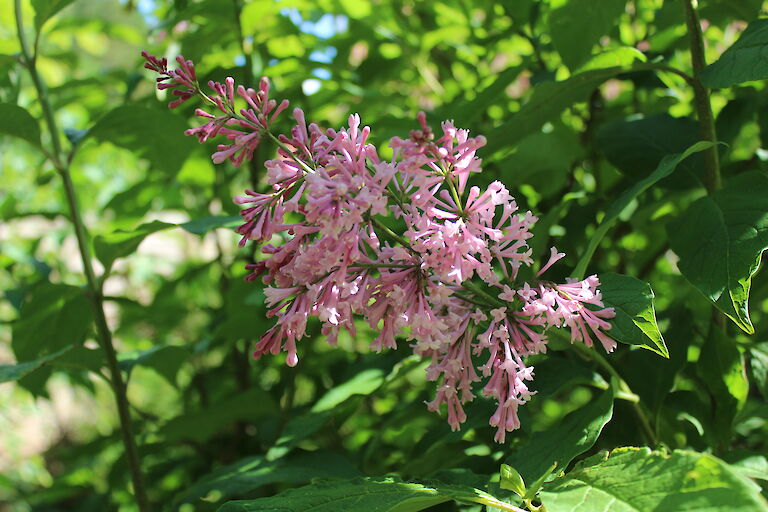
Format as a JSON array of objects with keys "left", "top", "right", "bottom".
[{"left": 142, "top": 52, "right": 617, "bottom": 443}]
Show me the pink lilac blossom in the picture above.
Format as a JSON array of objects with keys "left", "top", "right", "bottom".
[{"left": 142, "top": 52, "right": 617, "bottom": 443}]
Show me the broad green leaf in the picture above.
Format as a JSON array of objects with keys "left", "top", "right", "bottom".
[
  {"left": 119, "top": 345, "right": 190, "bottom": 386},
  {"left": 11, "top": 283, "right": 93, "bottom": 362},
  {"left": 159, "top": 389, "right": 278, "bottom": 443},
  {"left": 176, "top": 451, "right": 362, "bottom": 505},
  {"left": 499, "top": 464, "right": 526, "bottom": 497},
  {"left": 0, "top": 346, "right": 72, "bottom": 383},
  {"left": 0, "top": 103, "right": 41, "bottom": 148},
  {"left": 215, "top": 477, "right": 517, "bottom": 512},
  {"left": 529, "top": 355, "right": 608, "bottom": 399},
  {"left": 574, "top": 141, "right": 715, "bottom": 279},
  {"left": 667, "top": 172, "right": 768, "bottom": 333},
  {"left": 505, "top": 388, "right": 614, "bottom": 485},
  {"left": 485, "top": 67, "right": 624, "bottom": 155},
  {"left": 85, "top": 105, "right": 196, "bottom": 174},
  {"left": 94, "top": 220, "right": 175, "bottom": 270},
  {"left": 596, "top": 114, "right": 702, "bottom": 187},
  {"left": 697, "top": 328, "right": 748, "bottom": 448},
  {"left": 180, "top": 215, "right": 240, "bottom": 235},
  {"left": 701, "top": 19, "right": 768, "bottom": 88},
  {"left": 266, "top": 368, "right": 385, "bottom": 461},
  {"left": 723, "top": 450, "right": 768, "bottom": 482},
  {"left": 598, "top": 273, "right": 667, "bottom": 357},
  {"left": 549, "top": 0, "right": 627, "bottom": 70},
  {"left": 540, "top": 447, "right": 768, "bottom": 511},
  {"left": 31, "top": 0, "right": 75, "bottom": 30},
  {"left": 749, "top": 342, "right": 768, "bottom": 399}
]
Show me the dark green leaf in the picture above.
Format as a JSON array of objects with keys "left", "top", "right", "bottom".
[
  {"left": 0, "top": 346, "right": 72, "bottom": 383},
  {"left": 697, "top": 328, "right": 748, "bottom": 448},
  {"left": 701, "top": 19, "right": 768, "bottom": 88},
  {"left": 549, "top": 0, "right": 627, "bottom": 70},
  {"left": 599, "top": 273, "right": 668, "bottom": 357},
  {"left": 485, "top": 67, "right": 624, "bottom": 155},
  {"left": 176, "top": 451, "right": 362, "bottom": 505},
  {"left": 540, "top": 447, "right": 768, "bottom": 511},
  {"left": 505, "top": 388, "right": 614, "bottom": 485},
  {"left": 596, "top": 114, "right": 701, "bottom": 187},
  {"left": 119, "top": 345, "right": 190, "bottom": 386},
  {"left": 750, "top": 342, "right": 768, "bottom": 399},
  {"left": 31, "top": 0, "right": 75, "bottom": 30},
  {"left": 215, "top": 477, "right": 514, "bottom": 512},
  {"left": 94, "top": 220, "right": 175, "bottom": 269},
  {"left": 0, "top": 103, "right": 41, "bottom": 147},
  {"left": 180, "top": 215, "right": 240, "bottom": 235},
  {"left": 667, "top": 172, "right": 768, "bottom": 333},
  {"left": 85, "top": 105, "right": 196, "bottom": 174},
  {"left": 575, "top": 141, "right": 715, "bottom": 278}
]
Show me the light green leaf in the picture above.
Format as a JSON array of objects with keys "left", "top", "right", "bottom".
[
  {"left": 576, "top": 47, "right": 646, "bottom": 72},
  {"left": 31, "top": 0, "right": 75, "bottom": 30},
  {"left": 667, "top": 172, "right": 768, "bottom": 333},
  {"left": 85, "top": 105, "right": 196, "bottom": 174},
  {"left": 574, "top": 141, "right": 715, "bottom": 279},
  {"left": 505, "top": 388, "right": 614, "bottom": 485},
  {"left": 0, "top": 346, "right": 72, "bottom": 384},
  {"left": 176, "top": 451, "right": 362, "bottom": 505},
  {"left": 549, "top": 0, "right": 627, "bottom": 70},
  {"left": 599, "top": 273, "right": 668, "bottom": 357},
  {"left": 697, "top": 328, "right": 748, "bottom": 447},
  {"left": 0, "top": 103, "right": 41, "bottom": 148},
  {"left": 540, "top": 447, "right": 768, "bottom": 511},
  {"left": 215, "top": 477, "right": 517, "bottom": 512},
  {"left": 94, "top": 220, "right": 175, "bottom": 270},
  {"left": 701, "top": 19, "right": 768, "bottom": 88},
  {"left": 312, "top": 367, "right": 385, "bottom": 412}
]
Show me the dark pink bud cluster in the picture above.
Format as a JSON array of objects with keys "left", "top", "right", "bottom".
[{"left": 142, "top": 51, "right": 616, "bottom": 443}]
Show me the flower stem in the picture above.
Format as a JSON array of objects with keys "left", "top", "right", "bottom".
[
  {"left": 14, "top": 3, "right": 150, "bottom": 510},
  {"left": 683, "top": 0, "right": 721, "bottom": 194}
]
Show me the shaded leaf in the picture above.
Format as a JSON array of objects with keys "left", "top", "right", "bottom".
[
  {"left": 0, "top": 103, "right": 41, "bottom": 148},
  {"left": 549, "top": 0, "right": 628, "bottom": 70},
  {"left": 540, "top": 447, "right": 768, "bottom": 511},
  {"left": 505, "top": 388, "right": 614, "bottom": 485},
  {"left": 667, "top": 172, "right": 768, "bottom": 333},
  {"left": 31, "top": 0, "right": 75, "bottom": 30},
  {"left": 216, "top": 477, "right": 515, "bottom": 512},
  {"left": 85, "top": 105, "right": 196, "bottom": 174},
  {"left": 94, "top": 220, "right": 175, "bottom": 270},
  {"left": 180, "top": 215, "right": 241, "bottom": 235},
  {"left": 701, "top": 19, "right": 768, "bottom": 88},
  {"left": 119, "top": 345, "right": 190, "bottom": 386},
  {"left": 599, "top": 273, "right": 668, "bottom": 357},
  {"left": 574, "top": 141, "right": 716, "bottom": 279},
  {"left": 176, "top": 451, "right": 362, "bottom": 505},
  {"left": 0, "top": 346, "right": 72, "bottom": 384}
]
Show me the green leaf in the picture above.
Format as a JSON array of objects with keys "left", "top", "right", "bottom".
[
  {"left": 180, "top": 215, "right": 241, "bottom": 235},
  {"left": 31, "top": 0, "right": 75, "bottom": 30},
  {"left": 0, "top": 103, "right": 41, "bottom": 147},
  {"left": 85, "top": 105, "right": 196, "bottom": 174},
  {"left": 485, "top": 67, "right": 624, "bottom": 155},
  {"left": 576, "top": 47, "right": 646, "bottom": 72},
  {"left": 667, "top": 172, "right": 768, "bottom": 334},
  {"left": 215, "top": 477, "right": 515, "bottom": 512},
  {"left": 0, "top": 346, "right": 72, "bottom": 384},
  {"left": 540, "top": 447, "right": 768, "bottom": 511},
  {"left": 176, "top": 451, "right": 362, "bottom": 505},
  {"left": 697, "top": 327, "right": 748, "bottom": 448},
  {"left": 598, "top": 273, "right": 668, "bottom": 357},
  {"left": 94, "top": 220, "right": 175, "bottom": 270},
  {"left": 722, "top": 450, "right": 768, "bottom": 482},
  {"left": 266, "top": 368, "right": 386, "bottom": 461},
  {"left": 549, "top": 0, "right": 627, "bottom": 70},
  {"left": 499, "top": 464, "right": 526, "bottom": 497},
  {"left": 749, "top": 342, "right": 768, "bottom": 399},
  {"left": 119, "top": 345, "right": 190, "bottom": 386},
  {"left": 11, "top": 283, "right": 94, "bottom": 362},
  {"left": 159, "top": 389, "right": 278, "bottom": 443},
  {"left": 701, "top": 19, "right": 768, "bottom": 88},
  {"left": 574, "top": 141, "right": 716, "bottom": 279},
  {"left": 505, "top": 388, "right": 614, "bottom": 485}
]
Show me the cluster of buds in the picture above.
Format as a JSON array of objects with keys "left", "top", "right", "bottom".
[{"left": 142, "top": 52, "right": 616, "bottom": 442}]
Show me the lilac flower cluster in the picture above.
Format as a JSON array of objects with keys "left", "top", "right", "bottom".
[{"left": 143, "top": 52, "right": 616, "bottom": 442}]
